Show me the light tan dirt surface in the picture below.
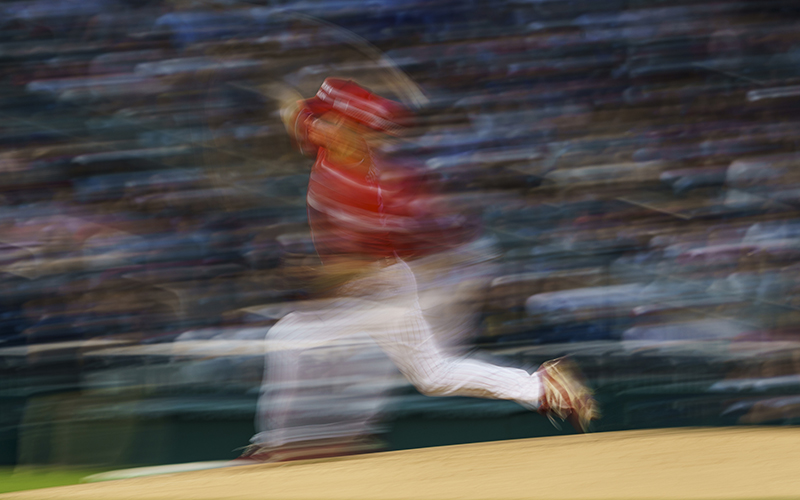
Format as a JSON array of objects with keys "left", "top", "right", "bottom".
[{"left": 3, "top": 427, "right": 800, "bottom": 500}]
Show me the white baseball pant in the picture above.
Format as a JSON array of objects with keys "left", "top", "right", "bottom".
[{"left": 253, "top": 258, "right": 543, "bottom": 448}]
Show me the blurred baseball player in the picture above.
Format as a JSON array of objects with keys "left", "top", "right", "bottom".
[{"left": 243, "top": 78, "right": 598, "bottom": 462}]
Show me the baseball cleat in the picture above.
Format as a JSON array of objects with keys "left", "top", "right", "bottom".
[
  {"left": 234, "top": 436, "right": 386, "bottom": 464},
  {"left": 535, "top": 357, "right": 600, "bottom": 433}
]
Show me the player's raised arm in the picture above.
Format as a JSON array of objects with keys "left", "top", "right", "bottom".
[{"left": 262, "top": 82, "right": 320, "bottom": 158}]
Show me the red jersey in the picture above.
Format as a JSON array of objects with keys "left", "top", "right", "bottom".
[{"left": 289, "top": 100, "right": 476, "bottom": 264}]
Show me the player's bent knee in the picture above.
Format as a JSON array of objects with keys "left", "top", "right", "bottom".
[
  {"left": 413, "top": 380, "right": 441, "bottom": 396},
  {"left": 407, "top": 370, "right": 453, "bottom": 397}
]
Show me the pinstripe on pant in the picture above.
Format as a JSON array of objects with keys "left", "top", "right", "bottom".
[{"left": 253, "top": 259, "right": 542, "bottom": 447}]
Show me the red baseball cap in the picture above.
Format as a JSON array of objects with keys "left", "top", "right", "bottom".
[{"left": 302, "top": 78, "right": 411, "bottom": 134}]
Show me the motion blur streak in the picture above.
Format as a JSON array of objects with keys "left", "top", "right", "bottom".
[{"left": 1, "top": 0, "right": 799, "bottom": 468}]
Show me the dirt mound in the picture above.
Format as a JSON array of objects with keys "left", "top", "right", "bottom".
[{"left": 3, "top": 427, "right": 800, "bottom": 500}]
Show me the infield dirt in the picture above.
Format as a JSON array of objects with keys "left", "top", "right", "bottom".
[{"left": 2, "top": 427, "right": 800, "bottom": 500}]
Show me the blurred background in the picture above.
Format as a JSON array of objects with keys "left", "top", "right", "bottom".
[{"left": 2, "top": 0, "right": 800, "bottom": 469}]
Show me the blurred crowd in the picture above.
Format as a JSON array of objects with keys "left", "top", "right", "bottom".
[{"left": 2, "top": 0, "right": 800, "bottom": 466}]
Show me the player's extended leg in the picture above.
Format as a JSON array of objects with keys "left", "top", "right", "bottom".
[
  {"left": 368, "top": 267, "right": 542, "bottom": 405},
  {"left": 252, "top": 310, "right": 393, "bottom": 455},
  {"left": 252, "top": 311, "right": 308, "bottom": 450},
  {"left": 366, "top": 260, "right": 598, "bottom": 430}
]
